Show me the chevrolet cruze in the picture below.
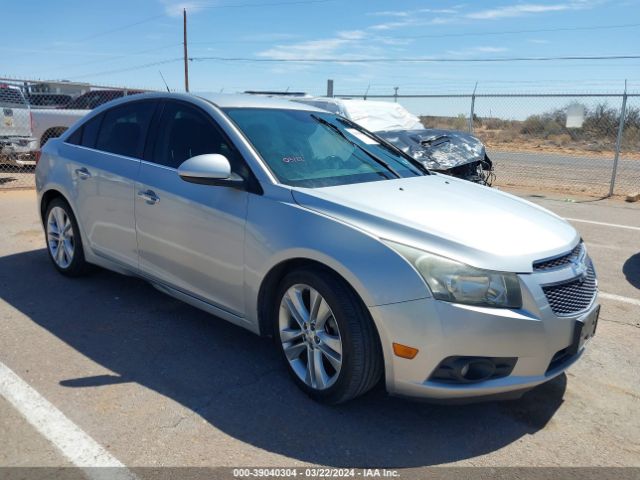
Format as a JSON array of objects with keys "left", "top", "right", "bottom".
[{"left": 35, "top": 93, "right": 599, "bottom": 404}]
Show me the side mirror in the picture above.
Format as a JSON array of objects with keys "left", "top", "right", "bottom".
[{"left": 178, "top": 154, "right": 244, "bottom": 188}]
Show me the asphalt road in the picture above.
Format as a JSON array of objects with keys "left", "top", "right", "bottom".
[
  {"left": 489, "top": 151, "right": 640, "bottom": 195},
  {"left": 0, "top": 189, "right": 638, "bottom": 476}
]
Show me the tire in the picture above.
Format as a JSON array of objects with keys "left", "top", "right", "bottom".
[
  {"left": 44, "top": 198, "right": 90, "bottom": 277},
  {"left": 273, "top": 267, "right": 383, "bottom": 404}
]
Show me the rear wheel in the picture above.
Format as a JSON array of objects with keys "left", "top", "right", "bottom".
[
  {"left": 274, "top": 267, "right": 382, "bottom": 404},
  {"left": 45, "top": 198, "right": 89, "bottom": 276}
]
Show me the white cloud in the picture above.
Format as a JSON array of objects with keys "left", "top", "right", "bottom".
[
  {"left": 256, "top": 29, "right": 399, "bottom": 62},
  {"left": 240, "top": 33, "right": 300, "bottom": 42},
  {"left": 446, "top": 46, "right": 509, "bottom": 56},
  {"left": 160, "top": 0, "right": 205, "bottom": 17},
  {"left": 466, "top": 1, "right": 601, "bottom": 20},
  {"left": 467, "top": 4, "right": 570, "bottom": 19},
  {"left": 368, "top": 7, "right": 460, "bottom": 17},
  {"left": 258, "top": 37, "right": 353, "bottom": 60},
  {"left": 337, "top": 30, "right": 367, "bottom": 40},
  {"left": 367, "top": 10, "right": 411, "bottom": 18}
]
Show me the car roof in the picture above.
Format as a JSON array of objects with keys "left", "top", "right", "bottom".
[
  {"left": 195, "top": 92, "right": 323, "bottom": 111},
  {"left": 87, "top": 91, "right": 320, "bottom": 111}
]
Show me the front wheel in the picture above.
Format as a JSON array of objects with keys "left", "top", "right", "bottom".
[{"left": 274, "top": 268, "right": 382, "bottom": 404}]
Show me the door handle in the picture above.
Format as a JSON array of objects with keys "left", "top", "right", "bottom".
[
  {"left": 137, "top": 189, "right": 160, "bottom": 205},
  {"left": 74, "top": 167, "right": 91, "bottom": 179}
]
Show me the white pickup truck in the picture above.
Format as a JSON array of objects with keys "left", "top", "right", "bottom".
[
  {"left": 0, "top": 83, "right": 38, "bottom": 166},
  {"left": 2, "top": 87, "right": 143, "bottom": 167},
  {"left": 30, "top": 107, "right": 88, "bottom": 157},
  {"left": 31, "top": 90, "right": 146, "bottom": 157}
]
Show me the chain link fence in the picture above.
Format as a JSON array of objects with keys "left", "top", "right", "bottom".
[
  {"left": 2, "top": 77, "right": 639, "bottom": 197},
  {"left": 1, "top": 78, "right": 155, "bottom": 190},
  {"left": 337, "top": 91, "right": 640, "bottom": 197}
]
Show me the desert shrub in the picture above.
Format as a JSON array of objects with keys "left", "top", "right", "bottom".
[
  {"left": 520, "top": 114, "right": 564, "bottom": 138},
  {"left": 583, "top": 103, "right": 619, "bottom": 139}
]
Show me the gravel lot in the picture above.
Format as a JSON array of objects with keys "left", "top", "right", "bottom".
[{"left": 0, "top": 188, "right": 638, "bottom": 477}]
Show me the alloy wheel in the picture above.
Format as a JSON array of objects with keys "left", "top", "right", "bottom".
[
  {"left": 47, "top": 206, "right": 75, "bottom": 269},
  {"left": 279, "top": 284, "right": 343, "bottom": 390}
]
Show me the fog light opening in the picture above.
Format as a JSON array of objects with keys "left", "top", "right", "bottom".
[
  {"left": 454, "top": 358, "right": 496, "bottom": 382},
  {"left": 429, "top": 356, "right": 517, "bottom": 384}
]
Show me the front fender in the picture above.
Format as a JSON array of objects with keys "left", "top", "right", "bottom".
[{"left": 243, "top": 192, "right": 430, "bottom": 327}]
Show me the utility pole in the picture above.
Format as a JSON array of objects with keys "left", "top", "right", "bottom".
[
  {"left": 326, "top": 79, "right": 334, "bottom": 97},
  {"left": 183, "top": 8, "right": 190, "bottom": 92}
]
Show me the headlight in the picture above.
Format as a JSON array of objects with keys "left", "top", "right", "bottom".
[{"left": 385, "top": 241, "right": 522, "bottom": 309}]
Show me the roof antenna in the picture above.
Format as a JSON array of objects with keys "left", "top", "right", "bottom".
[
  {"left": 159, "top": 71, "right": 170, "bottom": 92},
  {"left": 364, "top": 84, "right": 370, "bottom": 100}
]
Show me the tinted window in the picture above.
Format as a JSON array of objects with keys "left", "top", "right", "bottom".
[
  {"left": 152, "top": 101, "right": 240, "bottom": 170},
  {"left": 96, "top": 102, "right": 155, "bottom": 158},
  {"left": 81, "top": 114, "right": 103, "bottom": 148},
  {"left": 66, "top": 127, "right": 83, "bottom": 145}
]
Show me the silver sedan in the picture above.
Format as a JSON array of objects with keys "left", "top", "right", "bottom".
[{"left": 36, "top": 93, "right": 599, "bottom": 404}]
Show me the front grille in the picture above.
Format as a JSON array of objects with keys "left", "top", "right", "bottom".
[
  {"left": 533, "top": 242, "right": 583, "bottom": 271},
  {"left": 542, "top": 260, "right": 597, "bottom": 316}
]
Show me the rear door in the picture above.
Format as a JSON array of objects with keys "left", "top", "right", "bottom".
[
  {"left": 62, "top": 100, "right": 158, "bottom": 268},
  {"left": 135, "top": 100, "right": 249, "bottom": 315}
]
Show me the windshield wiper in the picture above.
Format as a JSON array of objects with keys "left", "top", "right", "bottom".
[
  {"left": 311, "top": 114, "right": 401, "bottom": 179},
  {"left": 336, "top": 117, "right": 430, "bottom": 175}
]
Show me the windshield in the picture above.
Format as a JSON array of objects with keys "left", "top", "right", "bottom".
[{"left": 224, "top": 108, "right": 425, "bottom": 188}]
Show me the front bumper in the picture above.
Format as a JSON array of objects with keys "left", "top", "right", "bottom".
[{"left": 369, "top": 269, "right": 598, "bottom": 401}]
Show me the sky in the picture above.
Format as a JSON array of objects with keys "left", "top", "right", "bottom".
[{"left": 2, "top": 0, "right": 640, "bottom": 103}]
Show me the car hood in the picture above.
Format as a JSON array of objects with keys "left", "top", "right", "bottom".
[
  {"left": 291, "top": 175, "right": 578, "bottom": 273},
  {"left": 376, "top": 128, "right": 486, "bottom": 170}
]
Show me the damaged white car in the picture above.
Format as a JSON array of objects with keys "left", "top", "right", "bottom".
[{"left": 294, "top": 97, "right": 494, "bottom": 185}]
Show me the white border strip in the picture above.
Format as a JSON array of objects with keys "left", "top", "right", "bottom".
[
  {"left": 600, "top": 292, "right": 640, "bottom": 307},
  {"left": 0, "top": 362, "right": 136, "bottom": 480},
  {"left": 565, "top": 218, "right": 640, "bottom": 231}
]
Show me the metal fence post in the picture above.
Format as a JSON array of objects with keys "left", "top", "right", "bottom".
[
  {"left": 468, "top": 82, "right": 477, "bottom": 134},
  {"left": 608, "top": 84, "right": 628, "bottom": 196}
]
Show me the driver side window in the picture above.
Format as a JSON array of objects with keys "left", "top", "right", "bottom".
[{"left": 153, "top": 101, "right": 239, "bottom": 170}]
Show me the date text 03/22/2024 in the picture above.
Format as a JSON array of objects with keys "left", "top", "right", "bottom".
[{"left": 232, "top": 468, "right": 400, "bottom": 478}]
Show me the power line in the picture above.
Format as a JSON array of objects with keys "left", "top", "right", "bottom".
[
  {"left": 191, "top": 54, "right": 640, "bottom": 63},
  {"left": 187, "top": 22, "right": 640, "bottom": 46},
  {"left": 52, "top": 43, "right": 182, "bottom": 72},
  {"left": 195, "top": 0, "right": 335, "bottom": 8},
  {"left": 392, "top": 22, "right": 640, "bottom": 39},
  {"left": 71, "top": 58, "right": 183, "bottom": 79},
  {"left": 78, "top": 14, "right": 166, "bottom": 41},
  {"left": 70, "top": 54, "right": 640, "bottom": 81},
  {"left": 75, "top": 0, "right": 333, "bottom": 43}
]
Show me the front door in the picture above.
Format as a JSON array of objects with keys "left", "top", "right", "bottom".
[{"left": 135, "top": 100, "right": 249, "bottom": 316}]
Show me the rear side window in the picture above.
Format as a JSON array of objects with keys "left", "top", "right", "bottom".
[
  {"left": 96, "top": 102, "right": 155, "bottom": 158},
  {"left": 66, "top": 127, "right": 83, "bottom": 145},
  {"left": 81, "top": 114, "right": 103, "bottom": 148},
  {"left": 65, "top": 114, "right": 102, "bottom": 147}
]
